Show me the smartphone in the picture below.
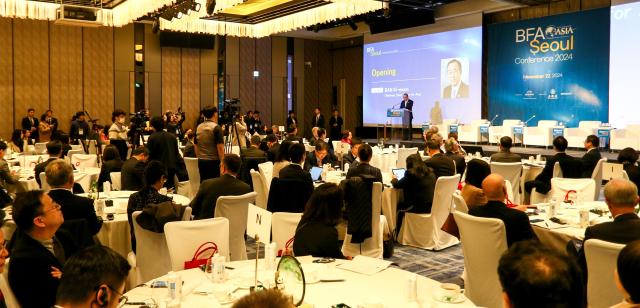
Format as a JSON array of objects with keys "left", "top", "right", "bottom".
[
  {"left": 105, "top": 200, "right": 114, "bottom": 207},
  {"left": 150, "top": 280, "right": 167, "bottom": 288}
]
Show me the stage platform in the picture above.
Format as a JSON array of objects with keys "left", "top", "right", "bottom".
[{"left": 362, "top": 138, "right": 620, "bottom": 162}]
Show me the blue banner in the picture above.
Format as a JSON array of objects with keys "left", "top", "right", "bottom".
[{"left": 488, "top": 8, "right": 610, "bottom": 127}]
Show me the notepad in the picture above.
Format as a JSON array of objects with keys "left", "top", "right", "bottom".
[{"left": 336, "top": 256, "right": 392, "bottom": 275}]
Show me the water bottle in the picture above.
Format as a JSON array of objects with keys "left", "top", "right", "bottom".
[
  {"left": 103, "top": 181, "right": 111, "bottom": 194},
  {"left": 167, "top": 271, "right": 180, "bottom": 300},
  {"left": 265, "top": 242, "right": 277, "bottom": 271},
  {"left": 212, "top": 253, "right": 226, "bottom": 283},
  {"left": 406, "top": 274, "right": 418, "bottom": 303}
]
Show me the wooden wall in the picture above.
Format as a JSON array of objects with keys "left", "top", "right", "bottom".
[{"left": 160, "top": 47, "right": 202, "bottom": 130}]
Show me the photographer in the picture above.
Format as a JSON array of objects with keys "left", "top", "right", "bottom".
[
  {"left": 232, "top": 113, "right": 248, "bottom": 149},
  {"left": 128, "top": 109, "right": 150, "bottom": 148},
  {"left": 108, "top": 109, "right": 129, "bottom": 161},
  {"left": 166, "top": 108, "right": 185, "bottom": 137}
]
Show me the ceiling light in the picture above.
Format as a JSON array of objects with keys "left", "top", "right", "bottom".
[
  {"left": 175, "top": 11, "right": 183, "bottom": 19},
  {"left": 190, "top": 2, "right": 201, "bottom": 12}
]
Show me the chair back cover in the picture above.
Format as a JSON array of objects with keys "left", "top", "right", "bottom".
[
  {"left": 184, "top": 157, "right": 200, "bottom": 199},
  {"left": 71, "top": 154, "right": 98, "bottom": 169},
  {"left": 250, "top": 170, "right": 268, "bottom": 209},
  {"left": 267, "top": 178, "right": 313, "bottom": 213},
  {"left": 396, "top": 147, "right": 419, "bottom": 169},
  {"left": 34, "top": 142, "right": 47, "bottom": 154},
  {"left": 591, "top": 158, "right": 607, "bottom": 200},
  {"left": 490, "top": 162, "right": 523, "bottom": 203},
  {"left": 214, "top": 192, "right": 257, "bottom": 261},
  {"left": 550, "top": 178, "right": 596, "bottom": 202},
  {"left": 258, "top": 161, "right": 274, "bottom": 190},
  {"left": 342, "top": 182, "right": 384, "bottom": 258},
  {"left": 271, "top": 212, "right": 303, "bottom": 252},
  {"left": 164, "top": 217, "right": 230, "bottom": 271},
  {"left": 131, "top": 211, "right": 172, "bottom": 283},
  {"left": 452, "top": 191, "right": 468, "bottom": 213},
  {"left": 39, "top": 172, "right": 50, "bottom": 191},
  {"left": 1, "top": 260, "right": 20, "bottom": 308},
  {"left": 19, "top": 154, "right": 48, "bottom": 169},
  {"left": 453, "top": 211, "right": 507, "bottom": 308},
  {"left": 110, "top": 172, "right": 122, "bottom": 191},
  {"left": 553, "top": 161, "right": 563, "bottom": 178},
  {"left": 584, "top": 239, "right": 625, "bottom": 308},
  {"left": 431, "top": 175, "right": 461, "bottom": 232}
]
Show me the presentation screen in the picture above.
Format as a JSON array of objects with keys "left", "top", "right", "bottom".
[
  {"left": 610, "top": 2, "right": 640, "bottom": 128},
  {"left": 487, "top": 8, "right": 610, "bottom": 127},
  {"left": 362, "top": 27, "right": 482, "bottom": 126}
]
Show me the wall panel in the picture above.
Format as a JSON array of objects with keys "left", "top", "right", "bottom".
[
  {"left": 83, "top": 27, "right": 114, "bottom": 128},
  {"left": 181, "top": 48, "right": 200, "bottom": 131},
  {"left": 255, "top": 37, "right": 272, "bottom": 126},
  {"left": 50, "top": 25, "right": 83, "bottom": 133},
  {"left": 162, "top": 47, "right": 181, "bottom": 114},
  {"left": 13, "top": 19, "right": 49, "bottom": 126},
  {"left": 0, "top": 18, "right": 14, "bottom": 139},
  {"left": 303, "top": 40, "right": 319, "bottom": 137},
  {"left": 239, "top": 38, "right": 256, "bottom": 114}
]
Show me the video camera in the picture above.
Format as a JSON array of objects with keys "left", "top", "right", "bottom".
[{"left": 220, "top": 99, "right": 240, "bottom": 125}]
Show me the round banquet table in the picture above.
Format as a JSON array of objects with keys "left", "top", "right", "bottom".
[
  {"left": 17, "top": 167, "right": 101, "bottom": 193},
  {"left": 78, "top": 190, "right": 191, "bottom": 258},
  {"left": 124, "top": 258, "right": 476, "bottom": 307}
]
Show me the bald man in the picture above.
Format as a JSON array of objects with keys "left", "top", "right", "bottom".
[{"left": 469, "top": 174, "right": 538, "bottom": 247}]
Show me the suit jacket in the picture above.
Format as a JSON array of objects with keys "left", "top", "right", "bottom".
[
  {"left": 584, "top": 213, "right": 640, "bottom": 244},
  {"left": 391, "top": 170, "right": 436, "bottom": 213},
  {"left": 312, "top": 114, "right": 325, "bottom": 128},
  {"left": 242, "top": 146, "right": 267, "bottom": 159},
  {"left": 343, "top": 152, "right": 357, "bottom": 165},
  {"left": 490, "top": 151, "right": 522, "bottom": 163},
  {"left": 0, "top": 158, "right": 19, "bottom": 189},
  {"left": 48, "top": 189, "right": 102, "bottom": 235},
  {"left": 445, "top": 152, "right": 466, "bottom": 177},
  {"left": 9, "top": 231, "right": 77, "bottom": 308},
  {"left": 267, "top": 143, "right": 280, "bottom": 162},
  {"left": 21, "top": 116, "right": 39, "bottom": 140},
  {"left": 279, "top": 164, "right": 314, "bottom": 191},
  {"left": 425, "top": 153, "right": 455, "bottom": 179},
  {"left": 304, "top": 152, "right": 337, "bottom": 171},
  {"left": 121, "top": 157, "right": 146, "bottom": 191},
  {"left": 329, "top": 116, "right": 343, "bottom": 140},
  {"left": 534, "top": 152, "right": 582, "bottom": 192},
  {"left": 190, "top": 174, "right": 251, "bottom": 220},
  {"left": 442, "top": 82, "right": 469, "bottom": 99},
  {"left": 624, "top": 164, "right": 640, "bottom": 193},
  {"left": 400, "top": 99, "right": 414, "bottom": 120},
  {"left": 286, "top": 116, "right": 297, "bottom": 129},
  {"left": 98, "top": 159, "right": 123, "bottom": 189},
  {"left": 69, "top": 120, "right": 89, "bottom": 141},
  {"left": 346, "top": 162, "right": 383, "bottom": 184},
  {"left": 581, "top": 148, "right": 602, "bottom": 178},
  {"left": 147, "top": 131, "right": 180, "bottom": 169},
  {"left": 293, "top": 221, "right": 344, "bottom": 259},
  {"left": 468, "top": 200, "right": 538, "bottom": 247}
]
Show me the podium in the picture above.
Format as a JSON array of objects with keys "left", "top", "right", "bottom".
[{"left": 387, "top": 108, "right": 411, "bottom": 140}]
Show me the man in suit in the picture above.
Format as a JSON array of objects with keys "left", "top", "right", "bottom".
[
  {"left": 343, "top": 138, "right": 361, "bottom": 168},
  {"left": 286, "top": 110, "right": 297, "bottom": 130},
  {"left": 444, "top": 137, "right": 466, "bottom": 177},
  {"left": 346, "top": 143, "right": 383, "bottom": 183},
  {"left": 285, "top": 125, "right": 303, "bottom": 144},
  {"left": 46, "top": 160, "right": 102, "bottom": 235},
  {"left": 469, "top": 174, "right": 538, "bottom": 247},
  {"left": 242, "top": 135, "right": 267, "bottom": 159},
  {"left": 70, "top": 111, "right": 90, "bottom": 144},
  {"left": 121, "top": 146, "right": 148, "bottom": 191},
  {"left": 265, "top": 134, "right": 280, "bottom": 162},
  {"left": 196, "top": 105, "right": 225, "bottom": 182},
  {"left": 424, "top": 139, "right": 455, "bottom": 179},
  {"left": 525, "top": 136, "right": 581, "bottom": 195},
  {"left": 581, "top": 134, "right": 602, "bottom": 178},
  {"left": 147, "top": 116, "right": 181, "bottom": 188},
  {"left": 312, "top": 107, "right": 325, "bottom": 130},
  {"left": 491, "top": 136, "right": 522, "bottom": 163},
  {"left": 35, "top": 140, "right": 63, "bottom": 187},
  {"left": 21, "top": 108, "right": 39, "bottom": 142},
  {"left": 329, "top": 109, "right": 343, "bottom": 142},
  {"left": 251, "top": 111, "right": 264, "bottom": 135},
  {"left": 304, "top": 141, "right": 336, "bottom": 171},
  {"left": 43, "top": 109, "right": 59, "bottom": 134},
  {"left": 400, "top": 93, "right": 414, "bottom": 140},
  {"left": 10, "top": 190, "right": 77, "bottom": 308},
  {"left": 280, "top": 143, "right": 313, "bottom": 189},
  {"left": 583, "top": 179, "right": 640, "bottom": 245},
  {"left": 190, "top": 154, "right": 251, "bottom": 220},
  {"left": 442, "top": 59, "right": 469, "bottom": 99}
]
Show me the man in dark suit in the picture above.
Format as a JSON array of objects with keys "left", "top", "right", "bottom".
[
  {"left": 583, "top": 179, "right": 640, "bottom": 245},
  {"left": 525, "top": 136, "right": 582, "bottom": 195},
  {"left": 280, "top": 143, "right": 313, "bottom": 190},
  {"left": 346, "top": 143, "right": 383, "bottom": 183},
  {"left": 343, "top": 138, "right": 362, "bottom": 168},
  {"left": 286, "top": 110, "right": 298, "bottom": 130},
  {"left": 69, "top": 111, "right": 90, "bottom": 144},
  {"left": 43, "top": 109, "right": 59, "bottom": 134},
  {"left": 469, "top": 174, "right": 538, "bottom": 247},
  {"left": 442, "top": 59, "right": 469, "bottom": 99},
  {"left": 400, "top": 93, "right": 414, "bottom": 140},
  {"left": 10, "top": 190, "right": 77, "bottom": 308},
  {"left": 424, "top": 139, "right": 455, "bottom": 179},
  {"left": 147, "top": 116, "right": 181, "bottom": 188},
  {"left": 35, "top": 140, "right": 63, "bottom": 187},
  {"left": 312, "top": 107, "right": 325, "bottom": 129},
  {"left": 285, "top": 125, "right": 303, "bottom": 144},
  {"left": 581, "top": 134, "right": 602, "bottom": 178},
  {"left": 329, "top": 109, "right": 344, "bottom": 142},
  {"left": 22, "top": 108, "right": 39, "bottom": 141},
  {"left": 265, "top": 134, "right": 280, "bottom": 162},
  {"left": 242, "top": 135, "right": 267, "bottom": 159},
  {"left": 121, "top": 146, "right": 148, "bottom": 191},
  {"left": 304, "top": 141, "right": 337, "bottom": 171},
  {"left": 45, "top": 160, "right": 102, "bottom": 235},
  {"left": 490, "top": 136, "right": 522, "bottom": 163},
  {"left": 190, "top": 154, "right": 251, "bottom": 220}
]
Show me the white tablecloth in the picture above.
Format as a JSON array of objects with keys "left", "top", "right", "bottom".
[
  {"left": 370, "top": 148, "right": 399, "bottom": 174},
  {"left": 17, "top": 167, "right": 101, "bottom": 193},
  {"left": 125, "top": 258, "right": 476, "bottom": 307}
]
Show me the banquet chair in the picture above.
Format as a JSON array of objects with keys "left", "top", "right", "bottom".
[
  {"left": 341, "top": 182, "right": 386, "bottom": 259},
  {"left": 504, "top": 180, "right": 514, "bottom": 203},
  {"left": 214, "top": 192, "right": 257, "bottom": 261},
  {"left": 34, "top": 142, "right": 47, "bottom": 154},
  {"left": 396, "top": 147, "right": 419, "bottom": 169},
  {"left": 398, "top": 174, "right": 460, "bottom": 250},
  {"left": 266, "top": 178, "right": 313, "bottom": 213},
  {"left": 488, "top": 119, "right": 521, "bottom": 145},
  {"left": 271, "top": 212, "right": 303, "bottom": 253},
  {"left": 304, "top": 144, "right": 315, "bottom": 152},
  {"left": 129, "top": 211, "right": 172, "bottom": 285},
  {"left": 250, "top": 170, "right": 268, "bottom": 209},
  {"left": 258, "top": 161, "right": 274, "bottom": 191},
  {"left": 591, "top": 158, "right": 607, "bottom": 200},
  {"left": 458, "top": 119, "right": 489, "bottom": 144},
  {"left": 584, "top": 239, "right": 625, "bottom": 308},
  {"left": 523, "top": 120, "right": 558, "bottom": 148},
  {"left": 39, "top": 173, "right": 50, "bottom": 191},
  {"left": 110, "top": 172, "right": 122, "bottom": 191},
  {"left": 530, "top": 188, "right": 547, "bottom": 205},
  {"left": 553, "top": 161, "right": 563, "bottom": 178},
  {"left": 67, "top": 149, "right": 84, "bottom": 162},
  {"left": 549, "top": 178, "right": 596, "bottom": 202},
  {"left": 564, "top": 121, "right": 601, "bottom": 148},
  {"left": 164, "top": 217, "right": 230, "bottom": 271},
  {"left": 623, "top": 169, "right": 630, "bottom": 181},
  {"left": 240, "top": 157, "right": 268, "bottom": 189},
  {"left": 71, "top": 154, "right": 98, "bottom": 169},
  {"left": 87, "top": 140, "right": 98, "bottom": 155},
  {"left": 184, "top": 157, "right": 200, "bottom": 199},
  {"left": 19, "top": 154, "right": 48, "bottom": 169},
  {"left": 1, "top": 260, "right": 20, "bottom": 308},
  {"left": 174, "top": 175, "right": 190, "bottom": 199},
  {"left": 453, "top": 211, "right": 507, "bottom": 308},
  {"left": 70, "top": 144, "right": 84, "bottom": 152},
  {"left": 490, "top": 162, "right": 523, "bottom": 204},
  {"left": 452, "top": 191, "right": 469, "bottom": 213}
]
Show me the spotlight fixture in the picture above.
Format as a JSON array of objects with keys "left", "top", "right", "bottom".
[
  {"left": 190, "top": 1, "right": 201, "bottom": 12},
  {"left": 175, "top": 11, "right": 183, "bottom": 19}
]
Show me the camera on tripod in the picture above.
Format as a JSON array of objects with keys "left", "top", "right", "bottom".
[{"left": 221, "top": 99, "right": 240, "bottom": 126}]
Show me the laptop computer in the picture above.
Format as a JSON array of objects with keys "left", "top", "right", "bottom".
[
  {"left": 392, "top": 168, "right": 406, "bottom": 181},
  {"left": 310, "top": 166, "right": 323, "bottom": 182}
]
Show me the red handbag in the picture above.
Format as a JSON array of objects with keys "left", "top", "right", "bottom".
[
  {"left": 184, "top": 242, "right": 218, "bottom": 270},
  {"left": 277, "top": 237, "right": 295, "bottom": 257}
]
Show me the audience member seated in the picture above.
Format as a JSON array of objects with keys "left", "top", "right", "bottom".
[
  {"left": 264, "top": 134, "right": 279, "bottom": 162},
  {"left": 618, "top": 147, "right": 640, "bottom": 190},
  {"left": 55, "top": 245, "right": 131, "bottom": 308},
  {"left": 0, "top": 211, "right": 8, "bottom": 272},
  {"left": 232, "top": 289, "right": 295, "bottom": 308},
  {"left": 524, "top": 136, "right": 582, "bottom": 195},
  {"left": 346, "top": 143, "right": 382, "bottom": 183},
  {"left": 182, "top": 129, "right": 196, "bottom": 158},
  {"left": 490, "top": 136, "right": 522, "bottom": 163},
  {"left": 612, "top": 240, "right": 640, "bottom": 308},
  {"left": 121, "top": 146, "right": 149, "bottom": 191},
  {"left": 304, "top": 141, "right": 337, "bottom": 171},
  {"left": 581, "top": 134, "right": 602, "bottom": 178},
  {"left": 392, "top": 154, "right": 436, "bottom": 214},
  {"left": 34, "top": 140, "right": 63, "bottom": 187},
  {"left": 341, "top": 130, "right": 353, "bottom": 145},
  {"left": 343, "top": 138, "right": 361, "bottom": 168},
  {"left": 293, "top": 183, "right": 346, "bottom": 258},
  {"left": 424, "top": 139, "right": 455, "bottom": 179},
  {"left": 98, "top": 145, "right": 123, "bottom": 191},
  {"left": 0, "top": 140, "right": 19, "bottom": 191},
  {"left": 127, "top": 161, "right": 172, "bottom": 252},
  {"left": 8, "top": 129, "right": 29, "bottom": 153},
  {"left": 280, "top": 143, "right": 313, "bottom": 186},
  {"left": 284, "top": 125, "right": 302, "bottom": 144},
  {"left": 242, "top": 135, "right": 267, "bottom": 159},
  {"left": 310, "top": 128, "right": 327, "bottom": 147},
  {"left": 498, "top": 240, "right": 585, "bottom": 308},
  {"left": 444, "top": 137, "right": 466, "bottom": 177},
  {"left": 461, "top": 159, "right": 490, "bottom": 208},
  {"left": 190, "top": 154, "right": 251, "bottom": 220},
  {"left": 423, "top": 126, "right": 439, "bottom": 144},
  {"left": 10, "top": 190, "right": 78, "bottom": 308},
  {"left": 46, "top": 159, "right": 102, "bottom": 235},
  {"left": 309, "top": 127, "right": 319, "bottom": 145},
  {"left": 273, "top": 141, "right": 292, "bottom": 178},
  {"left": 469, "top": 174, "right": 538, "bottom": 247}
]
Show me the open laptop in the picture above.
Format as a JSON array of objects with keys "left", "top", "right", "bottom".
[
  {"left": 310, "top": 166, "right": 323, "bottom": 182},
  {"left": 392, "top": 168, "right": 406, "bottom": 181}
]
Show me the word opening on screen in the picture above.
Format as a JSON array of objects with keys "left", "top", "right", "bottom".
[{"left": 362, "top": 27, "right": 482, "bottom": 127}]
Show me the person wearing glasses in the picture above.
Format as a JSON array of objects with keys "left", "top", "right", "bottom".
[
  {"left": 10, "top": 190, "right": 77, "bottom": 308},
  {"left": 55, "top": 245, "right": 131, "bottom": 308}
]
